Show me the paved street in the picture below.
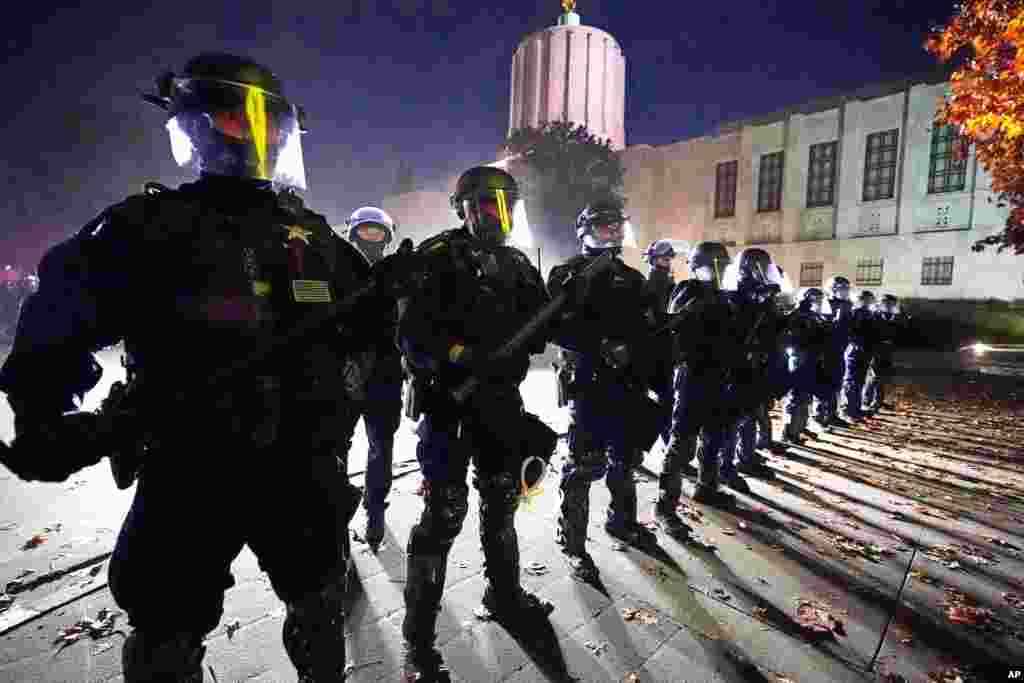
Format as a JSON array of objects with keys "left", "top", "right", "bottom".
[{"left": 1, "top": 346, "right": 1023, "bottom": 682}]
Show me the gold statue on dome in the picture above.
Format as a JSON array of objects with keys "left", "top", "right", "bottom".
[{"left": 562, "top": 0, "right": 576, "bottom": 13}]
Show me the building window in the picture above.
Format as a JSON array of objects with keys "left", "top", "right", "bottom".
[
  {"left": 714, "top": 160, "right": 738, "bottom": 218},
  {"left": 863, "top": 129, "right": 899, "bottom": 202},
  {"left": 757, "top": 151, "right": 784, "bottom": 212},
  {"left": 799, "top": 262, "right": 824, "bottom": 287},
  {"left": 807, "top": 141, "right": 838, "bottom": 208},
  {"left": 921, "top": 256, "right": 954, "bottom": 285},
  {"left": 855, "top": 259, "right": 884, "bottom": 286},
  {"left": 928, "top": 125, "right": 967, "bottom": 194}
]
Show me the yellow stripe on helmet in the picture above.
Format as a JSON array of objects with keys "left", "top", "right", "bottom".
[
  {"left": 245, "top": 86, "right": 269, "bottom": 180},
  {"left": 495, "top": 188, "right": 512, "bottom": 236}
]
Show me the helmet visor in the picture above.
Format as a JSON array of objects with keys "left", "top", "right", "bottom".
[
  {"left": 467, "top": 188, "right": 516, "bottom": 242},
  {"left": 167, "top": 77, "right": 307, "bottom": 189}
]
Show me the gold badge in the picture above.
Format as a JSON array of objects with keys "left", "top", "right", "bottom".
[
  {"left": 252, "top": 280, "right": 272, "bottom": 297},
  {"left": 292, "top": 280, "right": 333, "bottom": 303},
  {"left": 284, "top": 225, "right": 313, "bottom": 245}
]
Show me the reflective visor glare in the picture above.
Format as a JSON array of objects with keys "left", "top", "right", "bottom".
[{"left": 479, "top": 190, "right": 513, "bottom": 235}]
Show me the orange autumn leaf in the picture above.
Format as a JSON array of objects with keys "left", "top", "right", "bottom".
[{"left": 928, "top": 1, "right": 1024, "bottom": 253}]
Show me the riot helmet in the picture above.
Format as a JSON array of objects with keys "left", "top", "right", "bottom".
[
  {"left": 451, "top": 166, "right": 519, "bottom": 244},
  {"left": 878, "top": 293, "right": 900, "bottom": 316},
  {"left": 642, "top": 240, "right": 677, "bottom": 270},
  {"left": 798, "top": 287, "right": 826, "bottom": 315},
  {"left": 825, "top": 275, "right": 851, "bottom": 301},
  {"left": 576, "top": 196, "right": 628, "bottom": 254},
  {"left": 721, "top": 247, "right": 785, "bottom": 293},
  {"left": 143, "top": 53, "right": 308, "bottom": 189},
  {"left": 687, "top": 241, "right": 731, "bottom": 289},
  {"left": 855, "top": 290, "right": 877, "bottom": 308},
  {"left": 346, "top": 206, "right": 396, "bottom": 264}
]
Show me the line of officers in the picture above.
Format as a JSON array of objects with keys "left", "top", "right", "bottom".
[{"left": 0, "top": 54, "right": 908, "bottom": 682}]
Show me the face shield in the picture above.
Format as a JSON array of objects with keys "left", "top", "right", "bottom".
[
  {"left": 166, "top": 77, "right": 307, "bottom": 189},
  {"left": 464, "top": 188, "right": 515, "bottom": 244},
  {"left": 582, "top": 219, "right": 625, "bottom": 251},
  {"left": 509, "top": 199, "right": 533, "bottom": 248}
]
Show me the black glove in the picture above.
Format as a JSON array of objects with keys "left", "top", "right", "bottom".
[
  {"left": 370, "top": 238, "right": 417, "bottom": 296},
  {"left": 599, "top": 338, "right": 631, "bottom": 371},
  {"left": 0, "top": 412, "right": 105, "bottom": 482}
]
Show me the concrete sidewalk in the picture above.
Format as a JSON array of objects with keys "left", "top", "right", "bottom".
[{"left": 3, "top": 368, "right": 1024, "bottom": 682}]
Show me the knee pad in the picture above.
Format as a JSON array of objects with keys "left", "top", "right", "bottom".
[
  {"left": 122, "top": 630, "right": 205, "bottom": 683},
  {"left": 566, "top": 448, "right": 607, "bottom": 483},
  {"left": 423, "top": 482, "right": 469, "bottom": 543},
  {"left": 476, "top": 472, "right": 519, "bottom": 515},
  {"left": 283, "top": 581, "right": 347, "bottom": 682}
]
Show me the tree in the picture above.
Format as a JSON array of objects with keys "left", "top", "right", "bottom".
[
  {"left": 502, "top": 121, "right": 625, "bottom": 265},
  {"left": 927, "top": 0, "right": 1024, "bottom": 254}
]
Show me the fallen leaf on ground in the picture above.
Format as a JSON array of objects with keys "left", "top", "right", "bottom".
[
  {"left": 225, "top": 619, "right": 241, "bottom": 640},
  {"left": 945, "top": 605, "right": 994, "bottom": 627},
  {"left": 54, "top": 608, "right": 121, "bottom": 648},
  {"left": 22, "top": 534, "right": 46, "bottom": 550},
  {"left": 622, "top": 607, "right": 658, "bottom": 625},
  {"left": 909, "top": 570, "right": 938, "bottom": 585},
  {"left": 927, "top": 668, "right": 965, "bottom": 683},
  {"left": 795, "top": 600, "right": 845, "bottom": 639}
]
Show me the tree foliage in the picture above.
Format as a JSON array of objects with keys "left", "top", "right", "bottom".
[
  {"left": 502, "top": 121, "right": 625, "bottom": 264},
  {"left": 927, "top": 0, "right": 1024, "bottom": 254}
]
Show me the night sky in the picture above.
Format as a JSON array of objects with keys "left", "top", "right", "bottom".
[{"left": 1, "top": 0, "right": 955, "bottom": 269}]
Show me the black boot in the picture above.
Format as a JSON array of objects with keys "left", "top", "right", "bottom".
[
  {"left": 691, "top": 483, "right": 735, "bottom": 508},
  {"left": 476, "top": 475, "right": 554, "bottom": 622},
  {"left": 401, "top": 553, "right": 451, "bottom": 682},
  {"left": 654, "top": 493, "right": 692, "bottom": 539},
  {"left": 122, "top": 631, "right": 205, "bottom": 683},
  {"left": 556, "top": 480, "right": 600, "bottom": 582},
  {"left": 606, "top": 465, "right": 657, "bottom": 548}
]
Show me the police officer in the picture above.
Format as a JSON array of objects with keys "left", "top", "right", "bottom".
[
  {"left": 0, "top": 54, "right": 381, "bottom": 682},
  {"left": 722, "top": 248, "right": 788, "bottom": 489},
  {"left": 344, "top": 206, "right": 405, "bottom": 549},
  {"left": 812, "top": 275, "right": 854, "bottom": 428},
  {"left": 548, "top": 196, "right": 661, "bottom": 581},
  {"left": 781, "top": 288, "right": 831, "bottom": 443},
  {"left": 657, "top": 241, "right": 739, "bottom": 527},
  {"left": 842, "top": 290, "right": 878, "bottom": 421},
  {"left": 642, "top": 239, "right": 678, "bottom": 448},
  {"left": 863, "top": 293, "right": 904, "bottom": 413},
  {"left": 397, "top": 166, "right": 555, "bottom": 681}
]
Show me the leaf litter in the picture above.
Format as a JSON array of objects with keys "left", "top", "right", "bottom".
[
  {"left": 621, "top": 607, "right": 658, "bottom": 625},
  {"left": 54, "top": 608, "right": 121, "bottom": 649}
]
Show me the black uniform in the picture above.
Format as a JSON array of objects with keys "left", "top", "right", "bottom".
[
  {"left": 397, "top": 225, "right": 554, "bottom": 677},
  {"left": 548, "top": 252, "right": 662, "bottom": 580},
  {"left": 0, "top": 176, "right": 373, "bottom": 681}
]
